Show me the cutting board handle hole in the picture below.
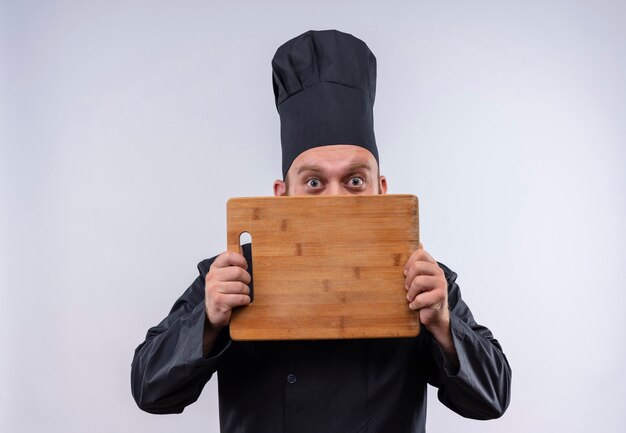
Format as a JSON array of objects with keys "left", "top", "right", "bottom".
[
  {"left": 239, "top": 231, "right": 254, "bottom": 303},
  {"left": 239, "top": 231, "right": 252, "bottom": 247}
]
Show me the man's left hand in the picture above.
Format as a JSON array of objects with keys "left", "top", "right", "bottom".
[
  {"left": 403, "top": 244, "right": 459, "bottom": 368},
  {"left": 403, "top": 244, "right": 449, "bottom": 330}
]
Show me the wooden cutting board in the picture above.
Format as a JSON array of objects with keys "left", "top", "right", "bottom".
[{"left": 227, "top": 194, "right": 420, "bottom": 340}]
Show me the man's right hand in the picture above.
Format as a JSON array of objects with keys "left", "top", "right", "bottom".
[{"left": 204, "top": 251, "right": 251, "bottom": 329}]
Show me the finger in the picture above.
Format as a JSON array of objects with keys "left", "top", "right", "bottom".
[
  {"left": 403, "top": 249, "right": 436, "bottom": 275},
  {"left": 404, "top": 260, "right": 441, "bottom": 288},
  {"left": 418, "top": 248, "right": 437, "bottom": 265},
  {"left": 404, "top": 260, "right": 432, "bottom": 287},
  {"left": 404, "top": 250, "right": 422, "bottom": 274},
  {"left": 212, "top": 251, "right": 248, "bottom": 270},
  {"left": 216, "top": 281, "right": 250, "bottom": 296},
  {"left": 406, "top": 275, "right": 441, "bottom": 302},
  {"left": 211, "top": 266, "right": 252, "bottom": 284},
  {"left": 214, "top": 293, "right": 251, "bottom": 309},
  {"left": 409, "top": 290, "right": 444, "bottom": 311}
]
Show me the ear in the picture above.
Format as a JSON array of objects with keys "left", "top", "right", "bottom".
[
  {"left": 273, "top": 179, "right": 287, "bottom": 196},
  {"left": 378, "top": 175, "right": 388, "bottom": 195}
]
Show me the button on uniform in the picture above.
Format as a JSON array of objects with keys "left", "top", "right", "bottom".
[{"left": 287, "top": 373, "right": 297, "bottom": 384}]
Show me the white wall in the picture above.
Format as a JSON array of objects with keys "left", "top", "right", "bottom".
[{"left": 1, "top": 1, "right": 625, "bottom": 432}]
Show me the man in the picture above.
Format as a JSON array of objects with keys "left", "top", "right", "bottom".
[{"left": 131, "top": 30, "right": 511, "bottom": 432}]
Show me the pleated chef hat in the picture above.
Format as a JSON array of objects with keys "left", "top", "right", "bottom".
[{"left": 271, "top": 30, "right": 379, "bottom": 178}]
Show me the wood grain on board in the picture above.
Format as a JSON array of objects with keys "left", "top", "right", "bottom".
[{"left": 227, "top": 194, "right": 420, "bottom": 340}]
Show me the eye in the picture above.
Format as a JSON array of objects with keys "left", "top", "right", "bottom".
[
  {"left": 348, "top": 177, "right": 364, "bottom": 187},
  {"left": 306, "top": 178, "right": 322, "bottom": 188}
]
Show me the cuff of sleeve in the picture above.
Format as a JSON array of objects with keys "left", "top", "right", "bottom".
[
  {"left": 184, "top": 302, "right": 232, "bottom": 367},
  {"left": 204, "top": 322, "right": 232, "bottom": 361},
  {"left": 432, "top": 313, "right": 473, "bottom": 379}
]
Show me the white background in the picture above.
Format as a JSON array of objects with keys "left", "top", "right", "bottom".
[{"left": 1, "top": 1, "right": 625, "bottom": 432}]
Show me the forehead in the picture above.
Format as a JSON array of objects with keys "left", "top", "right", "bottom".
[{"left": 288, "top": 145, "right": 378, "bottom": 176}]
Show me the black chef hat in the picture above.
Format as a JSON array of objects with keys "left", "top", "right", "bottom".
[{"left": 272, "top": 30, "right": 379, "bottom": 178}]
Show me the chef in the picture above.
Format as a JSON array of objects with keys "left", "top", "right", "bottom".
[{"left": 131, "top": 29, "right": 511, "bottom": 433}]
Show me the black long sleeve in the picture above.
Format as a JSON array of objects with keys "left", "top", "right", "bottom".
[
  {"left": 131, "top": 254, "right": 511, "bottom": 431},
  {"left": 426, "top": 263, "right": 512, "bottom": 419},
  {"left": 130, "top": 256, "right": 227, "bottom": 414}
]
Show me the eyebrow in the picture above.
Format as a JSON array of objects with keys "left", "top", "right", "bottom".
[
  {"left": 297, "top": 164, "right": 323, "bottom": 175},
  {"left": 296, "top": 162, "right": 373, "bottom": 175},
  {"left": 346, "top": 162, "right": 372, "bottom": 172}
]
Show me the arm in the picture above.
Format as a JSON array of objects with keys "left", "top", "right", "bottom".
[
  {"left": 131, "top": 248, "right": 251, "bottom": 414},
  {"left": 404, "top": 247, "right": 511, "bottom": 419},
  {"left": 130, "top": 258, "right": 225, "bottom": 414},
  {"left": 426, "top": 263, "right": 511, "bottom": 419}
]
